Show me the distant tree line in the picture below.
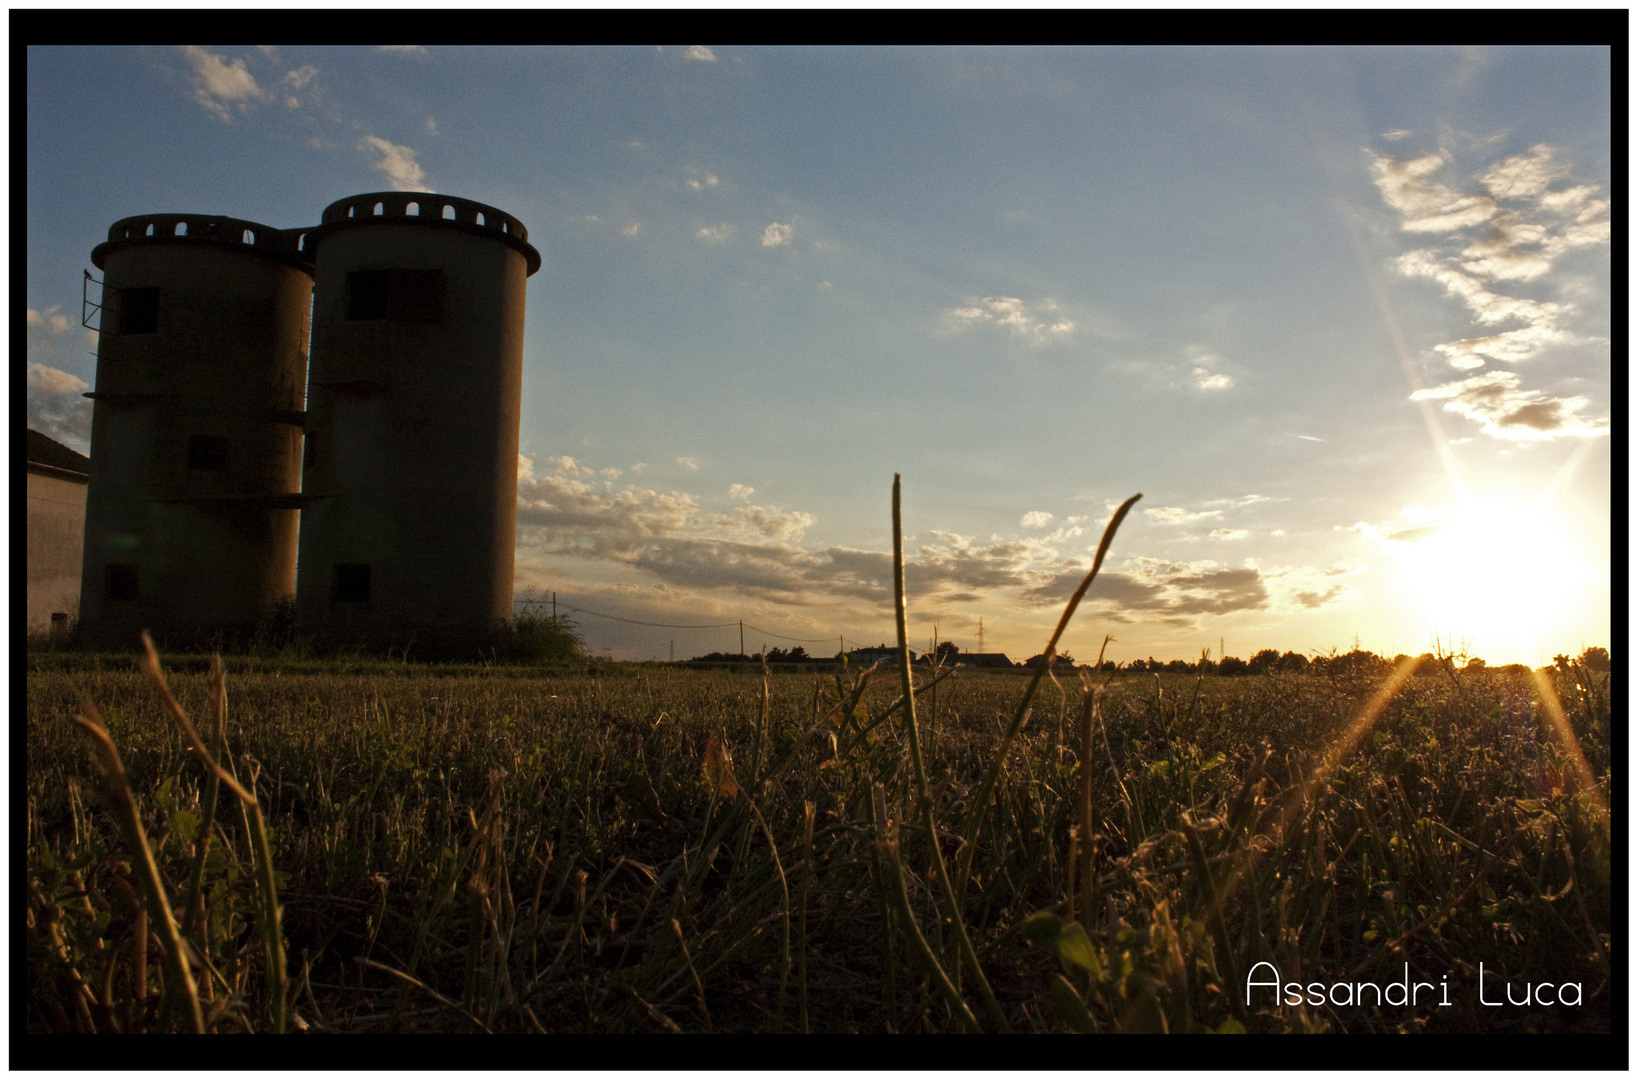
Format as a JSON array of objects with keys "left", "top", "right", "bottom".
[{"left": 683, "top": 644, "right": 1614, "bottom": 675}]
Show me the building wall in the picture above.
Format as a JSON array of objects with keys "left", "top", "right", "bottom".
[{"left": 28, "top": 468, "right": 88, "bottom": 631}]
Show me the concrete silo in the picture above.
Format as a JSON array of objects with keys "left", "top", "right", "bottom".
[
  {"left": 295, "top": 193, "right": 540, "bottom": 653},
  {"left": 79, "top": 214, "right": 316, "bottom": 648}
]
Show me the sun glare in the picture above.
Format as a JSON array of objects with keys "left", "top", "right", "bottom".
[{"left": 1391, "top": 496, "right": 1583, "bottom": 660}]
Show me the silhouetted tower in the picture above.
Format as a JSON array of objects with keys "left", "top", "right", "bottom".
[
  {"left": 295, "top": 192, "right": 540, "bottom": 652},
  {"left": 79, "top": 214, "right": 315, "bottom": 647}
]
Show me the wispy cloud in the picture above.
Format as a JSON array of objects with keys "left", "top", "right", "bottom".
[
  {"left": 379, "top": 46, "right": 428, "bottom": 56},
  {"left": 676, "top": 456, "right": 700, "bottom": 471},
  {"left": 684, "top": 46, "right": 718, "bottom": 62},
  {"left": 946, "top": 296, "right": 1073, "bottom": 342},
  {"left": 1371, "top": 143, "right": 1610, "bottom": 440},
  {"left": 1370, "top": 151, "right": 1498, "bottom": 233},
  {"left": 359, "top": 135, "right": 431, "bottom": 192},
  {"left": 281, "top": 64, "right": 317, "bottom": 109},
  {"left": 1144, "top": 506, "right": 1221, "bottom": 526},
  {"left": 620, "top": 223, "right": 641, "bottom": 237},
  {"left": 695, "top": 224, "right": 733, "bottom": 243},
  {"left": 1410, "top": 370, "right": 1608, "bottom": 442},
  {"left": 685, "top": 169, "right": 719, "bottom": 191},
  {"left": 1209, "top": 529, "right": 1249, "bottom": 541},
  {"left": 182, "top": 46, "right": 266, "bottom": 122}
]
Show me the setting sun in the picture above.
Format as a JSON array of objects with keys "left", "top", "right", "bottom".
[{"left": 1390, "top": 496, "right": 1585, "bottom": 660}]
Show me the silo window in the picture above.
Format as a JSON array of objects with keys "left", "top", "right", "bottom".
[
  {"left": 187, "top": 434, "right": 230, "bottom": 471},
  {"left": 392, "top": 270, "right": 444, "bottom": 323},
  {"left": 120, "top": 288, "right": 160, "bottom": 335},
  {"left": 304, "top": 432, "right": 317, "bottom": 465},
  {"left": 346, "top": 269, "right": 443, "bottom": 323},
  {"left": 105, "top": 564, "right": 139, "bottom": 601},
  {"left": 334, "top": 564, "right": 371, "bottom": 603},
  {"left": 347, "top": 270, "right": 391, "bottom": 320}
]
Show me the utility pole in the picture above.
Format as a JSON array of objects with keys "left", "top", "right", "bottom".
[
  {"left": 978, "top": 617, "right": 984, "bottom": 655},
  {"left": 670, "top": 639, "right": 674, "bottom": 663},
  {"left": 551, "top": 591, "right": 557, "bottom": 623},
  {"left": 740, "top": 620, "right": 745, "bottom": 659}
]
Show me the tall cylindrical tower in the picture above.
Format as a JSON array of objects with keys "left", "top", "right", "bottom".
[
  {"left": 79, "top": 214, "right": 315, "bottom": 648},
  {"left": 296, "top": 192, "right": 540, "bottom": 653}
]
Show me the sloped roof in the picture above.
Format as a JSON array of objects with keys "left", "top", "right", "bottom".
[{"left": 26, "top": 428, "right": 90, "bottom": 475}]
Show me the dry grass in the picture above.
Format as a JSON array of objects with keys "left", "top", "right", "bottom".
[{"left": 24, "top": 492, "right": 1611, "bottom": 1034}]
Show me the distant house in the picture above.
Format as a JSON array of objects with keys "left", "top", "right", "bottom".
[
  {"left": 26, "top": 429, "right": 90, "bottom": 633},
  {"left": 847, "top": 644, "right": 914, "bottom": 666},
  {"left": 956, "top": 652, "right": 1015, "bottom": 669}
]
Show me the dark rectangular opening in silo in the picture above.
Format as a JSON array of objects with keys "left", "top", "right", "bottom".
[
  {"left": 333, "top": 563, "right": 371, "bottom": 603},
  {"left": 187, "top": 434, "right": 230, "bottom": 471},
  {"left": 304, "top": 432, "right": 316, "bottom": 465},
  {"left": 346, "top": 270, "right": 390, "bottom": 321},
  {"left": 104, "top": 564, "right": 139, "bottom": 601},
  {"left": 389, "top": 269, "right": 445, "bottom": 323},
  {"left": 120, "top": 287, "right": 159, "bottom": 335}
]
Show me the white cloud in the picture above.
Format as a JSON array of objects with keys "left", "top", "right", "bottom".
[
  {"left": 946, "top": 296, "right": 1073, "bottom": 342},
  {"left": 1479, "top": 144, "right": 1561, "bottom": 200},
  {"left": 1209, "top": 529, "right": 1249, "bottom": 541},
  {"left": 1020, "top": 511, "right": 1054, "bottom": 529},
  {"left": 359, "top": 135, "right": 431, "bottom": 192},
  {"left": 27, "top": 306, "right": 70, "bottom": 335},
  {"left": 676, "top": 456, "right": 699, "bottom": 471},
  {"left": 1373, "top": 144, "right": 1609, "bottom": 383},
  {"left": 729, "top": 483, "right": 754, "bottom": 500},
  {"left": 620, "top": 223, "right": 641, "bottom": 237},
  {"left": 685, "top": 46, "right": 718, "bottom": 61},
  {"left": 585, "top": 215, "right": 600, "bottom": 223},
  {"left": 379, "top": 45, "right": 428, "bottom": 55},
  {"left": 1369, "top": 151, "right": 1498, "bottom": 233},
  {"left": 182, "top": 46, "right": 266, "bottom": 122},
  {"left": 685, "top": 169, "right": 719, "bottom": 191},
  {"left": 28, "top": 363, "right": 91, "bottom": 450},
  {"left": 1294, "top": 434, "right": 1327, "bottom": 442},
  {"left": 1144, "top": 507, "right": 1221, "bottom": 526},
  {"left": 425, "top": 117, "right": 438, "bottom": 135},
  {"left": 1192, "top": 366, "right": 1233, "bottom": 390},
  {"left": 1381, "top": 129, "right": 1413, "bottom": 141},
  {"left": 1411, "top": 370, "right": 1608, "bottom": 442},
  {"left": 816, "top": 280, "right": 832, "bottom": 291},
  {"left": 762, "top": 221, "right": 795, "bottom": 247},
  {"left": 696, "top": 224, "right": 733, "bottom": 243}
]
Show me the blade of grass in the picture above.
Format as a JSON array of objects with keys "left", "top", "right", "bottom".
[
  {"left": 892, "top": 474, "right": 1011, "bottom": 1034},
  {"left": 72, "top": 703, "right": 206, "bottom": 1034},
  {"left": 954, "top": 494, "right": 1141, "bottom": 902}
]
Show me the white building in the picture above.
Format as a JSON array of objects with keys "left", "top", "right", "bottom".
[{"left": 27, "top": 429, "right": 89, "bottom": 633}]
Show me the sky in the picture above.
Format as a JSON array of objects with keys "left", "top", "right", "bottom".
[{"left": 25, "top": 45, "right": 1612, "bottom": 666}]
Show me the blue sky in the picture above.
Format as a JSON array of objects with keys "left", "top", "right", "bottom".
[{"left": 26, "top": 46, "right": 1611, "bottom": 664}]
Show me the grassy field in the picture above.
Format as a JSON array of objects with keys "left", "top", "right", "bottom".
[{"left": 25, "top": 645, "right": 1611, "bottom": 1035}]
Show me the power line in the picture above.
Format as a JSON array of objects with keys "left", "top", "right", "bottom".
[{"left": 515, "top": 599, "right": 736, "bottom": 630}]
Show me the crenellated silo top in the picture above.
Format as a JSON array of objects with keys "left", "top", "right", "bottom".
[
  {"left": 92, "top": 213, "right": 316, "bottom": 273},
  {"left": 313, "top": 192, "right": 541, "bottom": 276}
]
